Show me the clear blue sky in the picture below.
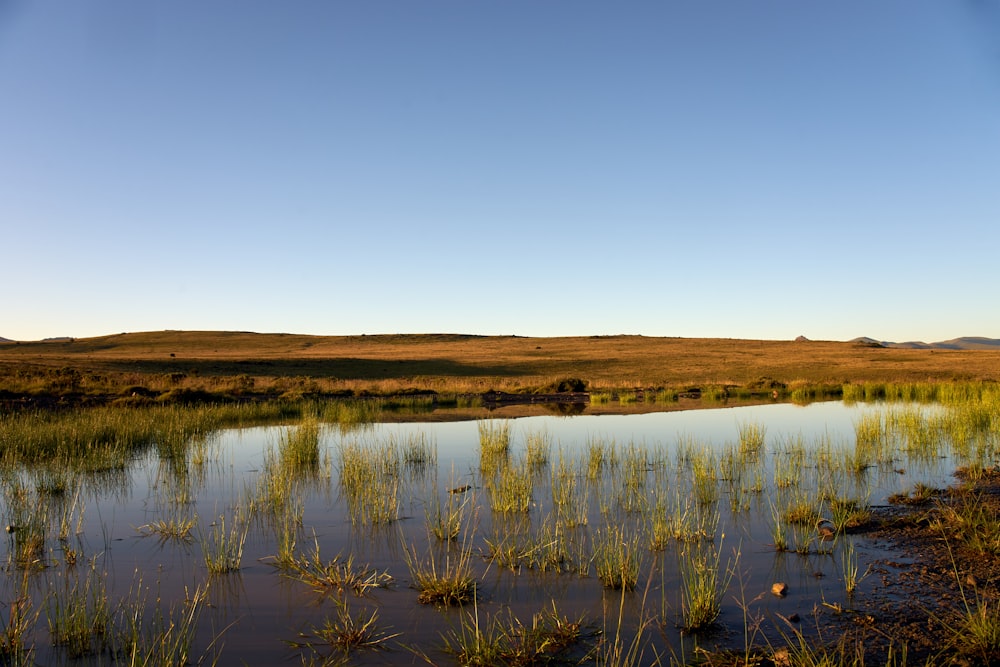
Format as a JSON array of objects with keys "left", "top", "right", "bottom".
[{"left": 2, "top": 1, "right": 998, "bottom": 343}]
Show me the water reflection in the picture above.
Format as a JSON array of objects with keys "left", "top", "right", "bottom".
[{"left": 1, "top": 399, "right": 992, "bottom": 665}]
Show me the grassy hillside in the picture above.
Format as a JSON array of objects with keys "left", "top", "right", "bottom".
[{"left": 2, "top": 330, "right": 999, "bottom": 402}]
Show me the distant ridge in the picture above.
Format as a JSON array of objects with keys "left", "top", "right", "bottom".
[
  {"left": 0, "top": 336, "right": 11, "bottom": 343},
  {"left": 850, "top": 336, "right": 1000, "bottom": 351}
]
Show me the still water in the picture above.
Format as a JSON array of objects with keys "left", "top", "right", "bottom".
[{"left": 4, "top": 400, "right": 967, "bottom": 665}]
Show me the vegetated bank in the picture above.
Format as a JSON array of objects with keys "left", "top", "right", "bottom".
[{"left": 2, "top": 330, "right": 1000, "bottom": 409}]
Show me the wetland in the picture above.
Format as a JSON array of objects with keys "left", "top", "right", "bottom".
[{"left": 0, "top": 383, "right": 999, "bottom": 665}]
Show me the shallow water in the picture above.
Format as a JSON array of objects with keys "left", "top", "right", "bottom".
[{"left": 2, "top": 400, "right": 971, "bottom": 665}]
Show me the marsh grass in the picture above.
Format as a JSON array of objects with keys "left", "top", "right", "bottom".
[
  {"left": 114, "top": 579, "right": 212, "bottom": 666},
  {"left": 0, "top": 573, "right": 36, "bottom": 665},
  {"left": 593, "top": 526, "right": 640, "bottom": 591},
  {"left": 401, "top": 432, "right": 437, "bottom": 469},
  {"left": 677, "top": 540, "right": 734, "bottom": 633},
  {"left": 338, "top": 440, "right": 400, "bottom": 525},
  {"left": 525, "top": 429, "right": 552, "bottom": 469},
  {"left": 839, "top": 538, "right": 868, "bottom": 598},
  {"left": 488, "top": 457, "right": 534, "bottom": 514},
  {"left": 281, "top": 536, "right": 393, "bottom": 596},
  {"left": 294, "top": 598, "right": 399, "bottom": 660},
  {"left": 404, "top": 505, "right": 479, "bottom": 606},
  {"left": 427, "top": 487, "right": 473, "bottom": 542},
  {"left": 441, "top": 602, "right": 584, "bottom": 666},
  {"left": 45, "top": 561, "right": 112, "bottom": 658},
  {"left": 479, "top": 420, "right": 511, "bottom": 456},
  {"left": 737, "top": 421, "right": 766, "bottom": 457},
  {"left": 201, "top": 509, "right": 251, "bottom": 574},
  {"left": 137, "top": 511, "right": 197, "bottom": 544}
]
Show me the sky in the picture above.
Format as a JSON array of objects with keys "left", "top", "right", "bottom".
[{"left": 2, "top": 1, "right": 999, "bottom": 343}]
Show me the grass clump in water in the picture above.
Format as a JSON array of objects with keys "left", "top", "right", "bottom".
[
  {"left": 281, "top": 536, "right": 393, "bottom": 596},
  {"left": 593, "top": 526, "right": 640, "bottom": 591},
  {"left": 201, "top": 509, "right": 252, "bottom": 574},
  {"left": 441, "top": 602, "right": 583, "bottom": 666}
]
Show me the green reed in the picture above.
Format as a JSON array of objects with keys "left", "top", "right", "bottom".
[
  {"left": 201, "top": 508, "right": 252, "bottom": 574},
  {"left": 593, "top": 525, "right": 640, "bottom": 591},
  {"left": 337, "top": 440, "right": 400, "bottom": 525},
  {"left": 441, "top": 602, "right": 583, "bottom": 666},
  {"left": 525, "top": 429, "right": 552, "bottom": 469},
  {"left": 114, "top": 578, "right": 211, "bottom": 667},
  {"left": 677, "top": 539, "right": 734, "bottom": 633},
  {"left": 281, "top": 536, "right": 393, "bottom": 596},
  {"left": 45, "top": 560, "right": 112, "bottom": 659}
]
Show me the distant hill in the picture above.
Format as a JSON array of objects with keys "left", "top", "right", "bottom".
[
  {"left": 850, "top": 336, "right": 1000, "bottom": 350},
  {"left": 0, "top": 336, "right": 11, "bottom": 343}
]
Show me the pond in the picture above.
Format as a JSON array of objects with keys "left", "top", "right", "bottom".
[{"left": 1, "top": 398, "right": 988, "bottom": 665}]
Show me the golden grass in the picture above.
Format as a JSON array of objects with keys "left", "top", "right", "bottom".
[{"left": 2, "top": 330, "right": 1000, "bottom": 399}]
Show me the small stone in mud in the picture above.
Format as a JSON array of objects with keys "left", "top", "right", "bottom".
[{"left": 771, "top": 582, "right": 788, "bottom": 597}]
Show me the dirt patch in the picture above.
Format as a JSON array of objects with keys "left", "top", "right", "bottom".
[{"left": 832, "top": 468, "right": 1000, "bottom": 665}]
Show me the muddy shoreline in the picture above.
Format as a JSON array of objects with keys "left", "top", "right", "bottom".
[{"left": 813, "top": 468, "right": 1000, "bottom": 665}]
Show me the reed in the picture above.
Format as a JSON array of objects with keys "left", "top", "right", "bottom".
[
  {"left": 45, "top": 561, "right": 112, "bottom": 658},
  {"left": 737, "top": 421, "right": 766, "bottom": 457},
  {"left": 488, "top": 457, "right": 534, "bottom": 514},
  {"left": 0, "top": 573, "right": 36, "bottom": 666},
  {"left": 525, "top": 429, "right": 552, "bottom": 469},
  {"left": 281, "top": 536, "right": 393, "bottom": 596},
  {"left": 839, "top": 538, "right": 868, "bottom": 598},
  {"left": 677, "top": 540, "right": 733, "bottom": 633},
  {"left": 337, "top": 440, "right": 400, "bottom": 525},
  {"left": 401, "top": 431, "right": 437, "bottom": 469},
  {"left": 441, "top": 602, "right": 583, "bottom": 666},
  {"left": 201, "top": 509, "right": 251, "bottom": 574},
  {"left": 478, "top": 420, "right": 511, "bottom": 456},
  {"left": 427, "top": 487, "right": 473, "bottom": 542},
  {"left": 404, "top": 504, "right": 479, "bottom": 606},
  {"left": 279, "top": 413, "right": 322, "bottom": 472},
  {"left": 593, "top": 525, "right": 640, "bottom": 591},
  {"left": 295, "top": 598, "right": 398, "bottom": 659},
  {"left": 113, "top": 578, "right": 211, "bottom": 666},
  {"left": 136, "top": 511, "right": 197, "bottom": 544}
]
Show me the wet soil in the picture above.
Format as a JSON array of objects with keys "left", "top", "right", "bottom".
[{"left": 827, "top": 468, "right": 1000, "bottom": 665}]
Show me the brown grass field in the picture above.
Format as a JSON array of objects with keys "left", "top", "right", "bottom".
[{"left": 2, "top": 330, "right": 1000, "bottom": 403}]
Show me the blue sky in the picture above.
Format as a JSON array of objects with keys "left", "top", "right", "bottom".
[{"left": 2, "top": 1, "right": 998, "bottom": 343}]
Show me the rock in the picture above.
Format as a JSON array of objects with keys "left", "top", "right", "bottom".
[{"left": 771, "top": 582, "right": 788, "bottom": 597}]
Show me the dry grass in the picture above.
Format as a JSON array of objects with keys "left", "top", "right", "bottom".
[{"left": 2, "top": 330, "right": 1000, "bottom": 399}]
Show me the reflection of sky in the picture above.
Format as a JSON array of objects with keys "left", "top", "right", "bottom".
[
  {"left": 14, "top": 400, "right": 964, "bottom": 665},
  {"left": 202, "top": 401, "right": 952, "bottom": 515},
  {"left": 323, "top": 401, "right": 896, "bottom": 467}
]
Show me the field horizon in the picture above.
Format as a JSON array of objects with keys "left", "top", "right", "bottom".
[{"left": 3, "top": 329, "right": 1000, "bottom": 404}]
